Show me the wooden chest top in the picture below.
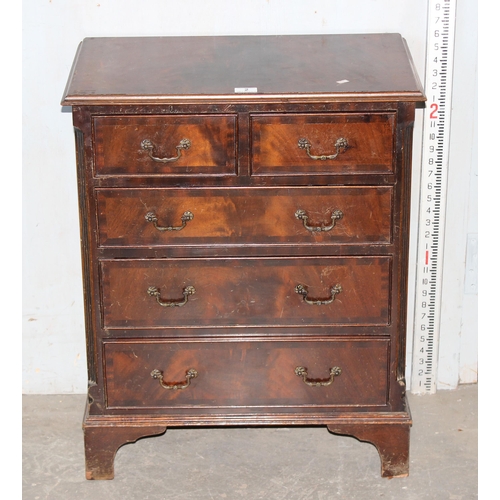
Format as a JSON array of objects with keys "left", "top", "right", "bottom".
[{"left": 61, "top": 34, "right": 425, "bottom": 105}]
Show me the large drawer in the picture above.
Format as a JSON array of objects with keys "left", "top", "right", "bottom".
[
  {"left": 96, "top": 186, "right": 393, "bottom": 247},
  {"left": 103, "top": 338, "right": 390, "bottom": 409},
  {"left": 251, "top": 113, "right": 395, "bottom": 176},
  {"left": 100, "top": 257, "right": 391, "bottom": 328},
  {"left": 93, "top": 115, "right": 237, "bottom": 177}
]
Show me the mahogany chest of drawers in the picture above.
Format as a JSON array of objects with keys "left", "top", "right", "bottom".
[{"left": 61, "top": 34, "right": 425, "bottom": 480}]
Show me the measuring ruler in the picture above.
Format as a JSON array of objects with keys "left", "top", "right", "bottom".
[{"left": 411, "top": 0, "right": 457, "bottom": 394}]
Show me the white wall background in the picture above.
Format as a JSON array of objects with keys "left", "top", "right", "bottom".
[{"left": 22, "top": 0, "right": 477, "bottom": 394}]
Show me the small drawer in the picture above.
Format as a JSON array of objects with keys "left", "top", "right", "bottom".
[
  {"left": 251, "top": 113, "right": 395, "bottom": 176},
  {"left": 103, "top": 339, "right": 390, "bottom": 409},
  {"left": 100, "top": 257, "right": 391, "bottom": 329},
  {"left": 93, "top": 114, "right": 237, "bottom": 177},
  {"left": 96, "top": 186, "right": 393, "bottom": 247}
]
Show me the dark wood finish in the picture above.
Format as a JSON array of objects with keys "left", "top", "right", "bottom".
[
  {"left": 103, "top": 339, "right": 390, "bottom": 409},
  {"left": 61, "top": 34, "right": 424, "bottom": 104},
  {"left": 84, "top": 422, "right": 166, "bottom": 480},
  {"left": 62, "top": 34, "right": 424, "bottom": 480},
  {"left": 93, "top": 115, "right": 236, "bottom": 176},
  {"left": 251, "top": 113, "right": 395, "bottom": 176},
  {"left": 327, "top": 423, "right": 410, "bottom": 478},
  {"left": 96, "top": 187, "right": 393, "bottom": 247},
  {"left": 100, "top": 257, "right": 391, "bottom": 328}
]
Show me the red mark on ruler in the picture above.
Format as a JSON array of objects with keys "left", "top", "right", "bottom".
[
  {"left": 429, "top": 103, "right": 439, "bottom": 119},
  {"left": 425, "top": 250, "right": 429, "bottom": 265}
]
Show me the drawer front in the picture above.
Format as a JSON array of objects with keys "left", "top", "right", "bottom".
[
  {"left": 104, "top": 339, "right": 390, "bottom": 409},
  {"left": 96, "top": 186, "right": 393, "bottom": 247},
  {"left": 100, "top": 257, "right": 391, "bottom": 328},
  {"left": 93, "top": 115, "right": 236, "bottom": 176},
  {"left": 251, "top": 113, "right": 395, "bottom": 176}
]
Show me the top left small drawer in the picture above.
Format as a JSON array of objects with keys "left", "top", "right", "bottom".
[{"left": 93, "top": 115, "right": 237, "bottom": 177}]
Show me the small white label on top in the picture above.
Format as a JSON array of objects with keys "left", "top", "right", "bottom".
[{"left": 234, "top": 87, "right": 258, "bottom": 93}]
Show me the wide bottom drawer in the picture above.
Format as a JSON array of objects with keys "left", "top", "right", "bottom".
[{"left": 104, "top": 339, "right": 390, "bottom": 409}]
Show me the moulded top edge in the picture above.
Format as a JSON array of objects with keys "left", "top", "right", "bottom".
[{"left": 61, "top": 91, "right": 426, "bottom": 107}]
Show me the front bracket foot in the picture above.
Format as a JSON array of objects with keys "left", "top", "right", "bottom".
[
  {"left": 327, "top": 423, "right": 410, "bottom": 478},
  {"left": 84, "top": 425, "right": 167, "bottom": 480}
]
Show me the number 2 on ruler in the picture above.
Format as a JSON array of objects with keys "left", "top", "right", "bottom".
[{"left": 429, "top": 103, "right": 438, "bottom": 119}]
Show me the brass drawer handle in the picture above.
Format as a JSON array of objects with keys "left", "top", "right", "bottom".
[
  {"left": 295, "top": 209, "right": 343, "bottom": 232},
  {"left": 151, "top": 368, "right": 198, "bottom": 390},
  {"left": 298, "top": 137, "right": 348, "bottom": 160},
  {"left": 295, "top": 283, "right": 342, "bottom": 305},
  {"left": 145, "top": 211, "right": 194, "bottom": 232},
  {"left": 295, "top": 366, "right": 342, "bottom": 387},
  {"left": 141, "top": 138, "right": 191, "bottom": 163},
  {"left": 147, "top": 285, "right": 196, "bottom": 307}
]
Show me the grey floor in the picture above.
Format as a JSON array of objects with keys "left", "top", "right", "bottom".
[{"left": 23, "top": 384, "right": 477, "bottom": 499}]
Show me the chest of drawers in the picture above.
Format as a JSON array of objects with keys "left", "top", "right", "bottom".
[{"left": 62, "top": 34, "right": 424, "bottom": 480}]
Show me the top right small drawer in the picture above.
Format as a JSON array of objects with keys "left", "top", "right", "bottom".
[{"left": 251, "top": 113, "right": 395, "bottom": 176}]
